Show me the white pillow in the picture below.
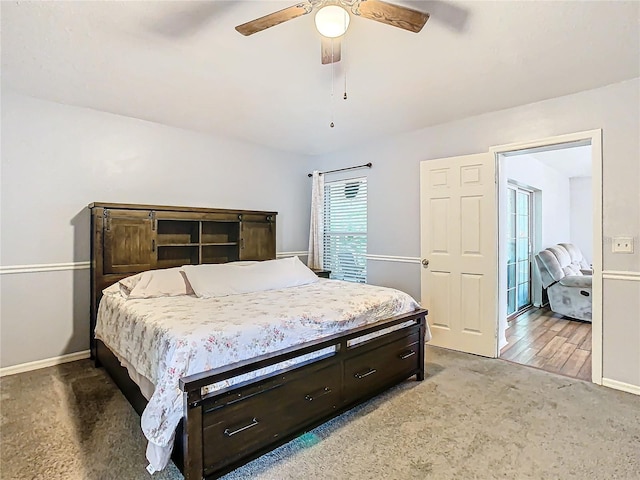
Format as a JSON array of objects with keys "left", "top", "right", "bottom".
[
  {"left": 182, "top": 256, "right": 319, "bottom": 298},
  {"left": 117, "top": 267, "right": 193, "bottom": 299}
]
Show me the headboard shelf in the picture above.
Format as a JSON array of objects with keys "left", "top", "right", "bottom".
[{"left": 89, "top": 202, "right": 278, "bottom": 359}]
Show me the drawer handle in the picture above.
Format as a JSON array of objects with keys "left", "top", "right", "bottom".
[
  {"left": 354, "top": 368, "right": 377, "bottom": 379},
  {"left": 305, "top": 387, "right": 332, "bottom": 402},
  {"left": 224, "top": 418, "right": 258, "bottom": 437},
  {"left": 400, "top": 350, "right": 416, "bottom": 360}
]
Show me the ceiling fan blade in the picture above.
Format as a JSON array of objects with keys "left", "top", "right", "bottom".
[
  {"left": 236, "top": 3, "right": 310, "bottom": 36},
  {"left": 357, "top": 0, "right": 429, "bottom": 33},
  {"left": 321, "top": 37, "right": 342, "bottom": 64}
]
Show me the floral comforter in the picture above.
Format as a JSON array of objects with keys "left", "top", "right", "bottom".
[{"left": 95, "top": 279, "right": 423, "bottom": 469}]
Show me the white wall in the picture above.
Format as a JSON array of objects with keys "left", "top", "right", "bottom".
[
  {"left": 312, "top": 79, "right": 640, "bottom": 389},
  {"left": 503, "top": 154, "right": 571, "bottom": 249},
  {"left": 0, "top": 90, "right": 311, "bottom": 368},
  {"left": 570, "top": 177, "right": 594, "bottom": 262}
]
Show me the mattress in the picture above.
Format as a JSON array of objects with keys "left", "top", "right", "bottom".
[{"left": 95, "top": 278, "right": 425, "bottom": 471}]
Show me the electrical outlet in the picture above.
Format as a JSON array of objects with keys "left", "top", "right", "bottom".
[{"left": 612, "top": 237, "right": 634, "bottom": 253}]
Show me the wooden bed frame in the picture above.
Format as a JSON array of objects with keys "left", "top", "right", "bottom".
[{"left": 90, "top": 202, "right": 428, "bottom": 480}]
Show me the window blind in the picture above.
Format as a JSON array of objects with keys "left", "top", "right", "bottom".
[{"left": 323, "top": 177, "right": 367, "bottom": 283}]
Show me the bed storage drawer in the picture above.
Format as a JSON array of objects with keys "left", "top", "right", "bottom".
[
  {"left": 202, "top": 362, "right": 340, "bottom": 472},
  {"left": 343, "top": 331, "right": 420, "bottom": 402}
]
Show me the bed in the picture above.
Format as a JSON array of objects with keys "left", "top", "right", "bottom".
[{"left": 89, "top": 202, "right": 429, "bottom": 479}]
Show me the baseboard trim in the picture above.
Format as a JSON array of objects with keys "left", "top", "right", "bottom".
[
  {"left": 0, "top": 350, "right": 91, "bottom": 377},
  {"left": 276, "top": 251, "right": 308, "bottom": 258},
  {"left": 602, "top": 271, "right": 640, "bottom": 281},
  {"left": 0, "top": 253, "right": 429, "bottom": 273},
  {"left": 602, "top": 378, "right": 640, "bottom": 396},
  {"left": 276, "top": 253, "right": 420, "bottom": 264},
  {"left": 0, "top": 261, "right": 91, "bottom": 275},
  {"left": 365, "top": 254, "right": 420, "bottom": 264},
  {"left": 0, "top": 255, "right": 316, "bottom": 274}
]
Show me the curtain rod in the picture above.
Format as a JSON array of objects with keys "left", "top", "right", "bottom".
[{"left": 307, "top": 162, "right": 372, "bottom": 178}]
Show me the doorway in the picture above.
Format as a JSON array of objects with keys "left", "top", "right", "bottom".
[
  {"left": 495, "top": 138, "right": 599, "bottom": 382},
  {"left": 419, "top": 129, "right": 603, "bottom": 384}
]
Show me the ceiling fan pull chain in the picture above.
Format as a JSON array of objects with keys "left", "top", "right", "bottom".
[
  {"left": 343, "top": 73, "right": 348, "bottom": 100},
  {"left": 330, "top": 37, "right": 335, "bottom": 128},
  {"left": 343, "top": 33, "right": 348, "bottom": 100}
]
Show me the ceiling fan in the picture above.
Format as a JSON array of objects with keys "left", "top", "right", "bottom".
[{"left": 235, "top": 0, "right": 430, "bottom": 64}]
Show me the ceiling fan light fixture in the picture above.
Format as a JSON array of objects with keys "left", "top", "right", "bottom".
[{"left": 315, "top": 5, "right": 350, "bottom": 38}]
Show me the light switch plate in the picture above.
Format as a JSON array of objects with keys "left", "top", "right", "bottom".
[{"left": 612, "top": 237, "right": 634, "bottom": 253}]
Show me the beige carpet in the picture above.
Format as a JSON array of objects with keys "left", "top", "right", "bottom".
[{"left": 1, "top": 346, "right": 639, "bottom": 480}]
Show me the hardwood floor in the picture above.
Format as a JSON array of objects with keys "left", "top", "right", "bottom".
[{"left": 500, "top": 307, "right": 592, "bottom": 381}]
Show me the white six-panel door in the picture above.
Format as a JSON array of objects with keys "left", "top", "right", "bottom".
[{"left": 420, "top": 153, "right": 498, "bottom": 357}]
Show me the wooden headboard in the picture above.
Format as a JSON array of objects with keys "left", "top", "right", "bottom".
[{"left": 88, "top": 202, "right": 277, "bottom": 359}]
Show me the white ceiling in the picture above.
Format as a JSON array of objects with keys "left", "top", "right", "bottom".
[
  {"left": 530, "top": 145, "right": 592, "bottom": 179},
  {"left": 2, "top": 1, "right": 639, "bottom": 156},
  {"left": 512, "top": 144, "right": 592, "bottom": 179}
]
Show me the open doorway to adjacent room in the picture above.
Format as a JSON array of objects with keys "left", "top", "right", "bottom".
[{"left": 497, "top": 141, "right": 594, "bottom": 381}]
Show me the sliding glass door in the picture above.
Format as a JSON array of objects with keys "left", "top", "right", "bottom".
[{"left": 507, "top": 184, "right": 533, "bottom": 316}]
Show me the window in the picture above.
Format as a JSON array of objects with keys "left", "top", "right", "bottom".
[
  {"left": 323, "top": 177, "right": 367, "bottom": 283},
  {"left": 506, "top": 183, "right": 533, "bottom": 316}
]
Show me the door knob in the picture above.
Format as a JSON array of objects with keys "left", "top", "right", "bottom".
[{"left": 421, "top": 259, "right": 429, "bottom": 268}]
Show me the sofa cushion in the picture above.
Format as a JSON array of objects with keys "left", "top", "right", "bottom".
[
  {"left": 559, "top": 242, "right": 592, "bottom": 272},
  {"left": 547, "top": 245, "right": 582, "bottom": 277},
  {"left": 538, "top": 249, "right": 565, "bottom": 283}
]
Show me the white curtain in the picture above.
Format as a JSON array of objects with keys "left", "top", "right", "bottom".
[{"left": 307, "top": 171, "right": 324, "bottom": 269}]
